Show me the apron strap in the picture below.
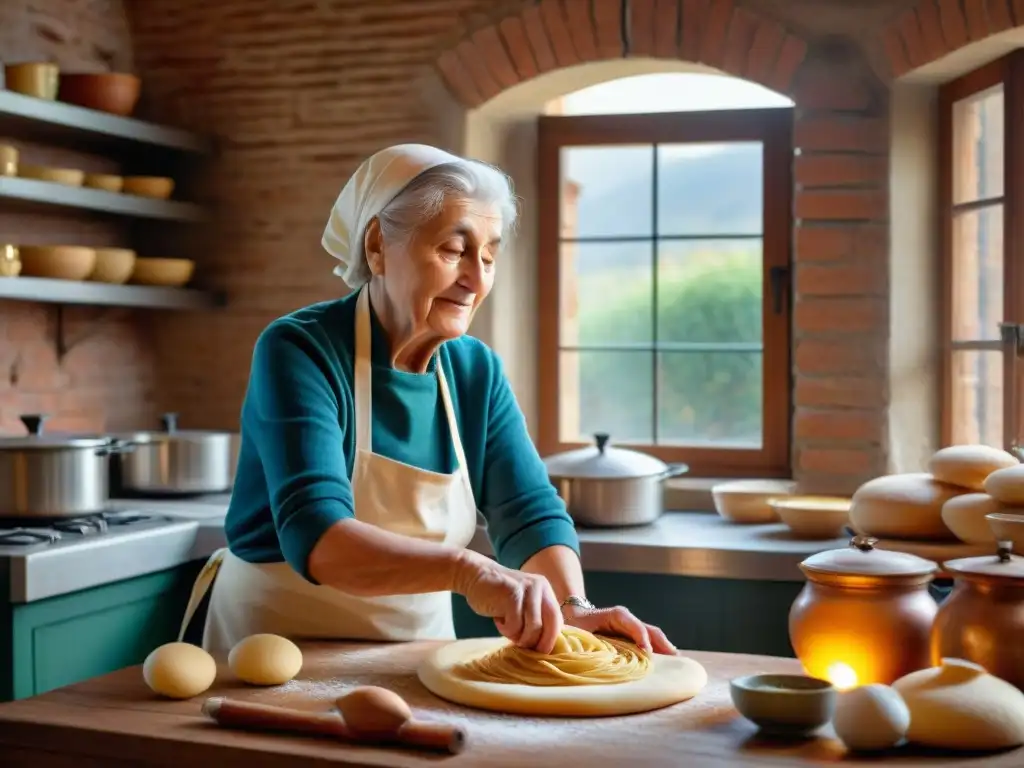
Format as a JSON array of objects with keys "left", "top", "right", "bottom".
[
  {"left": 356, "top": 284, "right": 472, "bottom": 496},
  {"left": 436, "top": 363, "right": 471, "bottom": 480},
  {"left": 177, "top": 548, "right": 228, "bottom": 642},
  {"left": 354, "top": 286, "right": 373, "bottom": 452}
]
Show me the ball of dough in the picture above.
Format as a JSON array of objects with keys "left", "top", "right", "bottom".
[
  {"left": 228, "top": 633, "right": 303, "bottom": 686},
  {"left": 893, "top": 658, "right": 1024, "bottom": 751},
  {"left": 142, "top": 642, "right": 217, "bottom": 699},
  {"left": 984, "top": 464, "right": 1024, "bottom": 505},
  {"left": 849, "top": 473, "right": 963, "bottom": 541},
  {"left": 337, "top": 687, "right": 411, "bottom": 737},
  {"left": 833, "top": 683, "right": 909, "bottom": 752},
  {"left": 928, "top": 445, "right": 1019, "bottom": 491},
  {"left": 940, "top": 493, "right": 1001, "bottom": 544}
]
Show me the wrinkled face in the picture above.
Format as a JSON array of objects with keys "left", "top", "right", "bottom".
[{"left": 367, "top": 197, "right": 502, "bottom": 340}]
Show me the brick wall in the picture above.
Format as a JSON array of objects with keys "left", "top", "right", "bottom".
[
  {"left": 0, "top": 0, "right": 158, "bottom": 433},
  {"left": 2, "top": 0, "right": 1006, "bottom": 490},
  {"left": 125, "top": 0, "right": 892, "bottom": 492}
]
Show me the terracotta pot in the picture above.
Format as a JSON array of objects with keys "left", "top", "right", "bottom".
[
  {"left": 788, "top": 536, "right": 939, "bottom": 689},
  {"left": 931, "top": 541, "right": 1024, "bottom": 690}
]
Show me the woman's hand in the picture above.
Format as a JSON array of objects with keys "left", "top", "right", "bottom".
[
  {"left": 454, "top": 552, "right": 564, "bottom": 653},
  {"left": 563, "top": 602, "right": 676, "bottom": 655}
]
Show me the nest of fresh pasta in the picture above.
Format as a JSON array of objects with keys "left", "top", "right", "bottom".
[{"left": 456, "top": 626, "right": 651, "bottom": 686}]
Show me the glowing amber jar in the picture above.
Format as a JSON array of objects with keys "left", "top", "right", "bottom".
[
  {"left": 788, "top": 536, "right": 939, "bottom": 689},
  {"left": 932, "top": 542, "right": 1024, "bottom": 690}
]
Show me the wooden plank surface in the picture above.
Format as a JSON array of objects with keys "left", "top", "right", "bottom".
[{"left": 0, "top": 641, "right": 1018, "bottom": 767}]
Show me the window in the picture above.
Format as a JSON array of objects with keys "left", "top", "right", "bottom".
[
  {"left": 536, "top": 92, "right": 794, "bottom": 478},
  {"left": 939, "top": 53, "right": 1024, "bottom": 449}
]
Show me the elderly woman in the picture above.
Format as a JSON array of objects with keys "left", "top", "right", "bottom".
[{"left": 178, "top": 144, "right": 674, "bottom": 658}]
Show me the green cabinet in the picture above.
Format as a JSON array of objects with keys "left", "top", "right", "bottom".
[
  {"left": 453, "top": 571, "right": 803, "bottom": 658},
  {"left": 0, "top": 560, "right": 204, "bottom": 702}
]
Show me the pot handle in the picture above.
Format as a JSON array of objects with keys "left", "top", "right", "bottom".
[
  {"left": 161, "top": 412, "right": 179, "bottom": 434},
  {"left": 95, "top": 438, "right": 137, "bottom": 457},
  {"left": 659, "top": 463, "right": 689, "bottom": 480},
  {"left": 20, "top": 413, "right": 48, "bottom": 436}
]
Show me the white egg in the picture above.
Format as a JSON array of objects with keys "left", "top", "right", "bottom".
[{"left": 832, "top": 683, "right": 910, "bottom": 752}]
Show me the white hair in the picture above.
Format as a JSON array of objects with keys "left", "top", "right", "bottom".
[{"left": 375, "top": 160, "right": 519, "bottom": 252}]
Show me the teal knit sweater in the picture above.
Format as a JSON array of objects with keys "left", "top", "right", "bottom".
[{"left": 225, "top": 291, "right": 580, "bottom": 583}]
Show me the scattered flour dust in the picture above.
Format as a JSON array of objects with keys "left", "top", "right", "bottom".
[{"left": 259, "top": 645, "right": 719, "bottom": 751}]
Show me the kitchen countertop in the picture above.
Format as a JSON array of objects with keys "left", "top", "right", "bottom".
[
  {"left": 0, "top": 496, "right": 992, "bottom": 602},
  {"left": 0, "top": 640, "right": 1015, "bottom": 766}
]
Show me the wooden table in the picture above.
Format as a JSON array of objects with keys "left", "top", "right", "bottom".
[{"left": 0, "top": 642, "right": 1018, "bottom": 767}]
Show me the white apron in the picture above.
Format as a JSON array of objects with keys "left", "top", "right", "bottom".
[{"left": 178, "top": 287, "right": 480, "bottom": 654}]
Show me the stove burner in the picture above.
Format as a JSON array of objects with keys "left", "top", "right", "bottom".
[
  {"left": 0, "top": 528, "right": 61, "bottom": 546},
  {"left": 0, "top": 510, "right": 168, "bottom": 549}
]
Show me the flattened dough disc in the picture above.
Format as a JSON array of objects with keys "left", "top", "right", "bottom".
[{"left": 417, "top": 637, "right": 708, "bottom": 717}]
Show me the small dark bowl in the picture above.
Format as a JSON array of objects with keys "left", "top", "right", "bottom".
[{"left": 729, "top": 673, "right": 836, "bottom": 737}]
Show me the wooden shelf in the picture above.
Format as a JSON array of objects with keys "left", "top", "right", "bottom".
[
  {"left": 0, "top": 276, "right": 224, "bottom": 310},
  {"left": 0, "top": 177, "right": 206, "bottom": 222},
  {"left": 0, "top": 90, "right": 212, "bottom": 155}
]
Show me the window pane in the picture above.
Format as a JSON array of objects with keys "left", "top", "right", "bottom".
[
  {"left": 951, "top": 204, "right": 1003, "bottom": 341},
  {"left": 560, "top": 241, "right": 653, "bottom": 346},
  {"left": 561, "top": 145, "right": 653, "bottom": 238},
  {"left": 657, "top": 351, "right": 762, "bottom": 447},
  {"left": 952, "top": 85, "right": 1004, "bottom": 205},
  {"left": 559, "top": 350, "right": 653, "bottom": 443},
  {"left": 657, "top": 240, "right": 763, "bottom": 343},
  {"left": 656, "top": 142, "right": 763, "bottom": 235},
  {"left": 950, "top": 350, "right": 1003, "bottom": 447}
]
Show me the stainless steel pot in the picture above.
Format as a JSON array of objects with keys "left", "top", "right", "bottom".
[
  {"left": 543, "top": 433, "right": 688, "bottom": 527},
  {"left": 0, "top": 414, "right": 129, "bottom": 518},
  {"left": 114, "top": 412, "right": 237, "bottom": 495}
]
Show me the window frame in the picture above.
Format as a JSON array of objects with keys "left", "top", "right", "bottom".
[
  {"left": 938, "top": 52, "right": 1024, "bottom": 449},
  {"left": 536, "top": 108, "right": 794, "bottom": 478}
]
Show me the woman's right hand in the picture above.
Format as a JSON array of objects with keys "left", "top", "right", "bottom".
[{"left": 453, "top": 551, "right": 563, "bottom": 654}]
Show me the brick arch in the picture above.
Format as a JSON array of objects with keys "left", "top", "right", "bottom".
[
  {"left": 882, "top": 0, "right": 1024, "bottom": 78},
  {"left": 434, "top": 0, "right": 812, "bottom": 108},
  {"left": 433, "top": 0, "right": 896, "bottom": 494}
]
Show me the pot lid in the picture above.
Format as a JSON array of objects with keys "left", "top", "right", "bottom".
[
  {"left": 118, "top": 412, "right": 235, "bottom": 441},
  {"left": 800, "top": 536, "right": 939, "bottom": 578},
  {"left": 0, "top": 414, "right": 111, "bottom": 449},
  {"left": 944, "top": 541, "right": 1024, "bottom": 580},
  {"left": 543, "top": 433, "right": 668, "bottom": 479}
]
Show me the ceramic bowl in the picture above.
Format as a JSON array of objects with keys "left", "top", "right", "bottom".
[
  {"left": 122, "top": 175, "right": 174, "bottom": 199},
  {"left": 712, "top": 479, "right": 796, "bottom": 524},
  {"left": 90, "top": 248, "right": 136, "bottom": 285},
  {"left": 986, "top": 512, "right": 1024, "bottom": 553},
  {"left": 770, "top": 496, "right": 851, "bottom": 539},
  {"left": 129, "top": 257, "right": 195, "bottom": 287},
  {"left": 58, "top": 73, "right": 140, "bottom": 116},
  {"left": 18, "top": 164, "right": 85, "bottom": 186},
  {"left": 4, "top": 62, "right": 59, "bottom": 99},
  {"left": 729, "top": 673, "right": 836, "bottom": 736},
  {"left": 17, "top": 246, "right": 96, "bottom": 281}
]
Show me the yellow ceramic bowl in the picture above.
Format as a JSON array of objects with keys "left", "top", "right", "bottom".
[
  {"left": 771, "top": 496, "right": 851, "bottom": 539},
  {"left": 712, "top": 479, "right": 796, "bottom": 524},
  {"left": 18, "top": 164, "right": 84, "bottom": 186}
]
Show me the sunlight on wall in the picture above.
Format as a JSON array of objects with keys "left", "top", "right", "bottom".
[{"left": 552, "top": 72, "right": 793, "bottom": 115}]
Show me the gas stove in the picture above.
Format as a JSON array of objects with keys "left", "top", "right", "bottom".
[
  {"left": 0, "top": 509, "right": 202, "bottom": 604},
  {"left": 0, "top": 510, "right": 174, "bottom": 548}
]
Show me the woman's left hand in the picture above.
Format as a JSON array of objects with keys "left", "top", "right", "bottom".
[{"left": 563, "top": 603, "right": 676, "bottom": 655}]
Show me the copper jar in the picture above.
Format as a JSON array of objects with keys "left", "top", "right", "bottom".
[
  {"left": 931, "top": 541, "right": 1024, "bottom": 690},
  {"left": 788, "top": 536, "right": 939, "bottom": 689}
]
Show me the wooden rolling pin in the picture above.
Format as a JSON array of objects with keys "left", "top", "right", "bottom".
[{"left": 202, "top": 685, "right": 466, "bottom": 754}]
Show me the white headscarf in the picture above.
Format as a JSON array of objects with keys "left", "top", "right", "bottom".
[{"left": 322, "top": 143, "right": 467, "bottom": 289}]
